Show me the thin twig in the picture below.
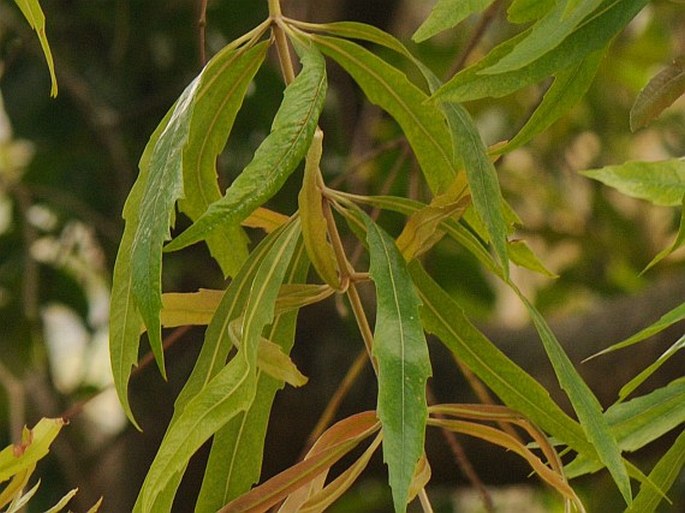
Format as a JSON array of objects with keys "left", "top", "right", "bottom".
[
  {"left": 198, "top": 0, "right": 209, "bottom": 67},
  {"left": 418, "top": 488, "right": 435, "bottom": 513}
]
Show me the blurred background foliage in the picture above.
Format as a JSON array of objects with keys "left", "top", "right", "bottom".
[{"left": 0, "top": 0, "right": 683, "bottom": 511}]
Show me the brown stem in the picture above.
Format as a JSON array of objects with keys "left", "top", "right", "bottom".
[{"left": 198, "top": 0, "right": 208, "bottom": 66}]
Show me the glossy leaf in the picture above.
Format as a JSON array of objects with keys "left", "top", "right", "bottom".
[
  {"left": 364, "top": 214, "right": 431, "bottom": 513},
  {"left": 180, "top": 41, "right": 270, "bottom": 277},
  {"left": 0, "top": 418, "right": 65, "bottom": 482},
  {"left": 311, "top": 34, "right": 458, "bottom": 194},
  {"left": 135, "top": 220, "right": 302, "bottom": 512},
  {"left": 13, "top": 0, "right": 57, "bottom": 96},
  {"left": 630, "top": 56, "right": 685, "bottom": 131},
  {"left": 498, "top": 48, "right": 605, "bottom": 153},
  {"left": 483, "top": 0, "right": 603, "bottom": 74},
  {"left": 567, "top": 378, "right": 685, "bottom": 477},
  {"left": 624, "top": 428, "right": 685, "bottom": 513},
  {"left": 413, "top": 0, "right": 496, "bottom": 43},
  {"left": 165, "top": 42, "right": 327, "bottom": 252},
  {"left": 581, "top": 159, "right": 685, "bottom": 207},
  {"left": 433, "top": 0, "right": 649, "bottom": 102},
  {"left": 298, "top": 128, "right": 340, "bottom": 288}
]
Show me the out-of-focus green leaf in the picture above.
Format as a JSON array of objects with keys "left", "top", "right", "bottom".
[
  {"left": 643, "top": 196, "right": 685, "bottom": 273},
  {"left": 135, "top": 220, "right": 302, "bottom": 513},
  {"left": 483, "top": 0, "right": 603, "bottom": 74},
  {"left": 433, "top": 0, "right": 648, "bottom": 102},
  {"left": 631, "top": 56, "right": 685, "bottom": 131},
  {"left": 165, "top": 43, "right": 327, "bottom": 252},
  {"left": 567, "top": 378, "right": 685, "bottom": 477},
  {"left": 311, "top": 34, "right": 460, "bottom": 195},
  {"left": 364, "top": 214, "right": 431, "bottom": 513},
  {"left": 507, "top": 0, "right": 555, "bottom": 24},
  {"left": 619, "top": 335, "right": 685, "bottom": 400},
  {"left": 412, "top": 0, "right": 496, "bottom": 43},
  {"left": 180, "top": 41, "right": 270, "bottom": 277},
  {"left": 12, "top": 0, "right": 57, "bottom": 96},
  {"left": 498, "top": 49, "right": 604, "bottom": 153},
  {"left": 0, "top": 418, "right": 65, "bottom": 482},
  {"left": 298, "top": 128, "right": 340, "bottom": 289},
  {"left": 624, "top": 428, "right": 685, "bottom": 513},
  {"left": 519, "top": 294, "right": 632, "bottom": 505},
  {"left": 581, "top": 159, "right": 685, "bottom": 207},
  {"left": 110, "top": 107, "right": 172, "bottom": 427}
]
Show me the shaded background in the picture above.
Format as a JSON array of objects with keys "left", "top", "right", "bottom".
[{"left": 0, "top": 0, "right": 683, "bottom": 511}]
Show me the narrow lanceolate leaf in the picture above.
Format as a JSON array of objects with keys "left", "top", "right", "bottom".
[
  {"left": 131, "top": 76, "right": 203, "bottom": 378},
  {"left": 566, "top": 378, "right": 685, "bottom": 477},
  {"left": 581, "top": 159, "right": 685, "bottom": 207},
  {"left": 364, "top": 214, "right": 431, "bottom": 513},
  {"left": 441, "top": 102, "right": 509, "bottom": 275},
  {"left": 631, "top": 56, "right": 685, "bottom": 131},
  {"left": 624, "top": 428, "right": 685, "bottom": 513},
  {"left": 483, "top": 0, "right": 603, "bottom": 74},
  {"left": 110, "top": 105, "right": 173, "bottom": 426},
  {"left": 298, "top": 128, "right": 340, "bottom": 288},
  {"left": 412, "top": 0, "right": 496, "bottom": 43},
  {"left": 519, "top": 294, "right": 632, "bottom": 505},
  {"left": 311, "top": 35, "right": 458, "bottom": 195},
  {"left": 499, "top": 49, "right": 605, "bottom": 153},
  {"left": 13, "top": 0, "right": 57, "bottom": 96},
  {"left": 433, "top": 0, "right": 649, "bottom": 103},
  {"left": 0, "top": 418, "right": 65, "bottom": 481},
  {"left": 165, "top": 43, "right": 327, "bottom": 252},
  {"left": 135, "top": 220, "right": 302, "bottom": 513},
  {"left": 643, "top": 196, "right": 685, "bottom": 273},
  {"left": 180, "top": 41, "right": 270, "bottom": 277},
  {"left": 195, "top": 241, "right": 310, "bottom": 511}
]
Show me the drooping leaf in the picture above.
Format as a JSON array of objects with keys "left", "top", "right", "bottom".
[
  {"left": 624, "top": 428, "right": 685, "bottom": 513},
  {"left": 566, "top": 378, "right": 685, "bottom": 477},
  {"left": 364, "top": 214, "right": 431, "bottom": 513},
  {"left": 135, "top": 220, "right": 302, "bottom": 513},
  {"left": 12, "top": 0, "right": 57, "bottom": 96},
  {"left": 165, "top": 42, "right": 327, "bottom": 252},
  {"left": 412, "top": 0, "right": 497, "bottom": 43},
  {"left": 643, "top": 196, "right": 685, "bottom": 273},
  {"left": 219, "top": 412, "right": 381, "bottom": 513},
  {"left": 311, "top": 34, "right": 460, "bottom": 195},
  {"left": 483, "top": 0, "right": 604, "bottom": 74},
  {"left": 158, "top": 289, "right": 224, "bottom": 329},
  {"left": 0, "top": 418, "right": 65, "bottom": 481},
  {"left": 433, "top": 0, "right": 649, "bottom": 103},
  {"left": 498, "top": 48, "right": 605, "bottom": 153},
  {"left": 581, "top": 159, "right": 685, "bottom": 207},
  {"left": 298, "top": 128, "right": 341, "bottom": 288},
  {"left": 180, "top": 41, "right": 270, "bottom": 277},
  {"left": 507, "top": 0, "right": 555, "bottom": 24},
  {"left": 619, "top": 335, "right": 685, "bottom": 400},
  {"left": 630, "top": 56, "right": 685, "bottom": 131}
]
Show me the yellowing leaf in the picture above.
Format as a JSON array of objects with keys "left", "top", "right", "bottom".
[
  {"left": 0, "top": 418, "right": 65, "bottom": 482},
  {"left": 159, "top": 289, "right": 224, "bottom": 329},
  {"left": 242, "top": 207, "right": 290, "bottom": 232}
]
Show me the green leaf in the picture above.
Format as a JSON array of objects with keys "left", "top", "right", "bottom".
[
  {"left": 581, "top": 159, "right": 685, "bottom": 207},
  {"left": 0, "top": 418, "right": 65, "bottom": 481},
  {"left": 518, "top": 293, "right": 633, "bottom": 505},
  {"left": 195, "top": 240, "right": 310, "bottom": 511},
  {"left": 631, "top": 56, "right": 685, "bottom": 131},
  {"left": 412, "top": 0, "right": 496, "bottom": 43},
  {"left": 311, "top": 34, "right": 459, "bottom": 195},
  {"left": 433, "top": 0, "right": 649, "bottom": 102},
  {"left": 180, "top": 41, "right": 270, "bottom": 277},
  {"left": 498, "top": 48, "right": 605, "bottom": 153},
  {"left": 42, "top": 489, "right": 78, "bottom": 513},
  {"left": 619, "top": 335, "right": 685, "bottom": 401},
  {"left": 624, "top": 428, "right": 685, "bottom": 513},
  {"left": 567, "top": 378, "right": 685, "bottom": 477},
  {"left": 441, "top": 101, "right": 509, "bottom": 275},
  {"left": 363, "top": 214, "right": 431, "bottom": 513},
  {"left": 643, "top": 196, "right": 685, "bottom": 273},
  {"left": 135, "top": 219, "right": 302, "bottom": 513},
  {"left": 165, "top": 42, "right": 327, "bottom": 252},
  {"left": 12, "top": 0, "right": 57, "bottom": 96},
  {"left": 298, "top": 128, "right": 340, "bottom": 289},
  {"left": 483, "top": 0, "right": 603, "bottom": 74},
  {"left": 507, "top": 0, "right": 555, "bottom": 24}
]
